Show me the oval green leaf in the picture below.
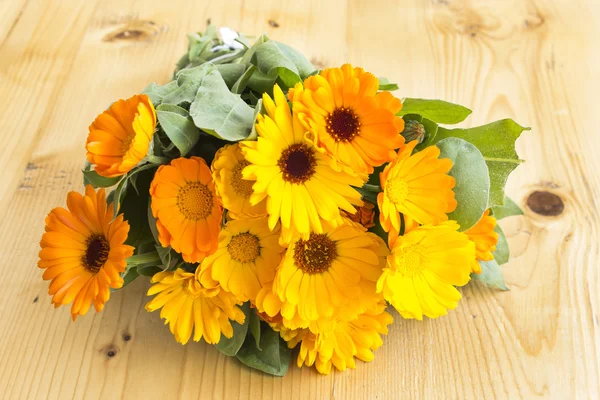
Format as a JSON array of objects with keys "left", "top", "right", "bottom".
[
  {"left": 436, "top": 137, "right": 490, "bottom": 231},
  {"left": 156, "top": 104, "right": 201, "bottom": 156}
]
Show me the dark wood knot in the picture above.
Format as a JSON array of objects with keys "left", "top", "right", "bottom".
[
  {"left": 268, "top": 19, "right": 280, "bottom": 28},
  {"left": 527, "top": 191, "right": 564, "bottom": 216},
  {"left": 102, "top": 344, "right": 119, "bottom": 359},
  {"left": 122, "top": 332, "right": 132, "bottom": 342}
]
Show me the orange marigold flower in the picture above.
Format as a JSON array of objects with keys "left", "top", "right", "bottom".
[
  {"left": 150, "top": 157, "right": 222, "bottom": 263},
  {"left": 465, "top": 210, "right": 499, "bottom": 273},
  {"left": 86, "top": 94, "right": 156, "bottom": 177},
  {"left": 290, "top": 64, "right": 405, "bottom": 175},
  {"left": 38, "top": 185, "right": 134, "bottom": 320}
]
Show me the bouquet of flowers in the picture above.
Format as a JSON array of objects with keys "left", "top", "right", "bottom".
[{"left": 37, "top": 25, "right": 528, "bottom": 376}]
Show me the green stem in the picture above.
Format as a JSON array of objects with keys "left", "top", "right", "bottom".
[
  {"left": 362, "top": 183, "right": 381, "bottom": 192},
  {"left": 145, "top": 155, "right": 170, "bottom": 165},
  {"left": 127, "top": 252, "right": 161, "bottom": 266}
]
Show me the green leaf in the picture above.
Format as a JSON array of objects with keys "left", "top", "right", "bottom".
[
  {"left": 142, "top": 81, "right": 179, "bottom": 106},
  {"left": 189, "top": 66, "right": 254, "bottom": 141},
  {"left": 246, "top": 69, "right": 276, "bottom": 96},
  {"left": 378, "top": 77, "right": 399, "bottom": 91},
  {"left": 367, "top": 165, "right": 385, "bottom": 186},
  {"left": 432, "top": 119, "right": 528, "bottom": 208},
  {"left": 161, "top": 81, "right": 199, "bottom": 106},
  {"left": 492, "top": 196, "right": 523, "bottom": 220},
  {"left": 156, "top": 104, "right": 201, "bottom": 156},
  {"left": 83, "top": 168, "right": 121, "bottom": 188},
  {"left": 399, "top": 98, "right": 472, "bottom": 124},
  {"left": 436, "top": 137, "right": 490, "bottom": 231},
  {"left": 231, "top": 64, "right": 257, "bottom": 94},
  {"left": 187, "top": 29, "right": 217, "bottom": 63},
  {"left": 236, "top": 327, "right": 291, "bottom": 377},
  {"left": 215, "top": 64, "right": 246, "bottom": 89},
  {"left": 272, "top": 41, "right": 315, "bottom": 79},
  {"left": 356, "top": 183, "right": 380, "bottom": 205},
  {"left": 493, "top": 224, "right": 509, "bottom": 265},
  {"left": 119, "top": 168, "right": 155, "bottom": 246},
  {"left": 471, "top": 259, "right": 508, "bottom": 290},
  {"left": 252, "top": 40, "right": 312, "bottom": 88},
  {"left": 248, "top": 309, "right": 262, "bottom": 350},
  {"left": 216, "top": 302, "right": 251, "bottom": 356}
]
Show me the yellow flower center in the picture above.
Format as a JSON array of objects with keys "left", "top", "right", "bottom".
[
  {"left": 120, "top": 132, "right": 136, "bottom": 155},
  {"left": 277, "top": 143, "right": 317, "bottom": 184},
  {"left": 83, "top": 235, "right": 110, "bottom": 273},
  {"left": 326, "top": 107, "right": 361, "bottom": 143},
  {"left": 228, "top": 232, "right": 261, "bottom": 263},
  {"left": 386, "top": 177, "right": 409, "bottom": 204},
  {"left": 293, "top": 233, "right": 337, "bottom": 275},
  {"left": 393, "top": 244, "right": 425, "bottom": 277},
  {"left": 177, "top": 182, "right": 214, "bottom": 220},
  {"left": 231, "top": 160, "right": 254, "bottom": 198}
]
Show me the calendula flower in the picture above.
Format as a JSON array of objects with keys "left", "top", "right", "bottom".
[
  {"left": 202, "top": 216, "right": 285, "bottom": 302},
  {"left": 378, "top": 140, "right": 457, "bottom": 232},
  {"left": 212, "top": 144, "right": 266, "bottom": 219},
  {"left": 38, "top": 185, "right": 134, "bottom": 320},
  {"left": 273, "top": 220, "right": 388, "bottom": 328},
  {"left": 150, "top": 157, "right": 222, "bottom": 263},
  {"left": 343, "top": 201, "right": 376, "bottom": 229},
  {"left": 241, "top": 84, "right": 364, "bottom": 243},
  {"left": 465, "top": 210, "right": 499, "bottom": 273},
  {"left": 145, "top": 268, "right": 245, "bottom": 345},
  {"left": 377, "top": 221, "right": 475, "bottom": 320},
  {"left": 86, "top": 94, "right": 156, "bottom": 177},
  {"left": 290, "top": 64, "right": 405, "bottom": 175},
  {"left": 296, "top": 301, "right": 393, "bottom": 375}
]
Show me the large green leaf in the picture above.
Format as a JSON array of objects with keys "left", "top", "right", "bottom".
[
  {"left": 252, "top": 40, "right": 315, "bottom": 88},
  {"left": 492, "top": 196, "right": 524, "bottom": 220},
  {"left": 142, "top": 81, "right": 179, "bottom": 106},
  {"left": 399, "top": 98, "right": 472, "bottom": 124},
  {"left": 431, "top": 119, "right": 529, "bottom": 208},
  {"left": 378, "top": 77, "right": 399, "bottom": 91},
  {"left": 471, "top": 259, "right": 508, "bottom": 291},
  {"left": 215, "top": 64, "right": 246, "bottom": 88},
  {"left": 156, "top": 104, "right": 201, "bottom": 156},
  {"left": 236, "top": 327, "right": 291, "bottom": 377},
  {"left": 437, "top": 137, "right": 490, "bottom": 231},
  {"left": 160, "top": 81, "right": 199, "bottom": 106},
  {"left": 493, "top": 224, "right": 509, "bottom": 265},
  {"left": 248, "top": 308, "right": 262, "bottom": 349},
  {"left": 216, "top": 302, "right": 250, "bottom": 356},
  {"left": 189, "top": 66, "right": 254, "bottom": 141}
]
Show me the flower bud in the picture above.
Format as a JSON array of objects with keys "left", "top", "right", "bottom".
[{"left": 401, "top": 120, "right": 426, "bottom": 144}]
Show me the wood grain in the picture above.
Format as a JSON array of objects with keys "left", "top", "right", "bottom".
[{"left": 0, "top": 0, "right": 598, "bottom": 398}]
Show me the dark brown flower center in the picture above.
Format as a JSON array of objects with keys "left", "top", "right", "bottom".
[
  {"left": 293, "top": 233, "right": 337, "bottom": 275},
  {"left": 277, "top": 143, "right": 317, "bottom": 184},
  {"left": 177, "top": 182, "right": 213, "bottom": 220},
  {"left": 83, "top": 235, "right": 110, "bottom": 273},
  {"left": 326, "top": 107, "right": 361, "bottom": 142}
]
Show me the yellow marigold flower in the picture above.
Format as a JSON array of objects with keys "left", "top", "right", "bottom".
[
  {"left": 145, "top": 268, "right": 245, "bottom": 345},
  {"left": 465, "top": 210, "right": 499, "bottom": 273},
  {"left": 378, "top": 140, "right": 457, "bottom": 232},
  {"left": 290, "top": 64, "right": 405, "bottom": 175},
  {"left": 212, "top": 144, "right": 267, "bottom": 219},
  {"left": 254, "top": 308, "right": 308, "bottom": 349},
  {"left": 240, "top": 84, "right": 364, "bottom": 243},
  {"left": 150, "top": 157, "right": 222, "bottom": 263},
  {"left": 377, "top": 221, "right": 475, "bottom": 320},
  {"left": 296, "top": 301, "right": 393, "bottom": 375},
  {"left": 201, "top": 216, "right": 285, "bottom": 302},
  {"left": 86, "top": 94, "right": 156, "bottom": 178},
  {"left": 38, "top": 185, "right": 134, "bottom": 320},
  {"left": 344, "top": 201, "right": 376, "bottom": 229},
  {"left": 273, "top": 220, "right": 388, "bottom": 328}
]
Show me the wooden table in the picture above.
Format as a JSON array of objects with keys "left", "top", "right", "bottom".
[{"left": 1, "top": 0, "right": 598, "bottom": 398}]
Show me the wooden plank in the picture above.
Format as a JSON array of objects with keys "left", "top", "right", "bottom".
[{"left": 0, "top": 0, "right": 598, "bottom": 398}]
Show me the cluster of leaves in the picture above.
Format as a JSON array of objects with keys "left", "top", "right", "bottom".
[
  {"left": 362, "top": 98, "right": 529, "bottom": 291},
  {"left": 217, "top": 303, "right": 291, "bottom": 376}
]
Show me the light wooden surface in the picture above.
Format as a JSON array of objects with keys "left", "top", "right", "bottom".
[{"left": 0, "top": 0, "right": 598, "bottom": 398}]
